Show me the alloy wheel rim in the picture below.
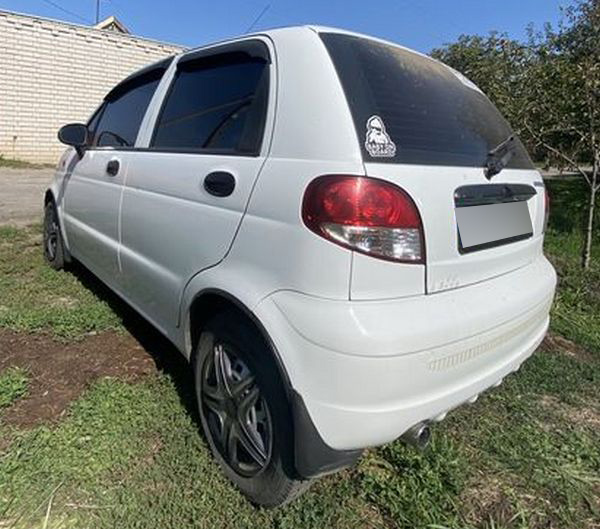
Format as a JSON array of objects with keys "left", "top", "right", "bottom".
[{"left": 201, "top": 342, "right": 272, "bottom": 477}]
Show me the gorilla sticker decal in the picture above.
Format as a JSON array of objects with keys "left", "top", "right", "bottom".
[{"left": 365, "top": 115, "right": 397, "bottom": 158}]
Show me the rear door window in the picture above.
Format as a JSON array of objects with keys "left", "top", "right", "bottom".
[
  {"left": 150, "top": 48, "right": 269, "bottom": 155},
  {"left": 320, "top": 33, "right": 533, "bottom": 169}
]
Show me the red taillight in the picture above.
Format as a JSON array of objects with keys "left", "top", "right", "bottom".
[
  {"left": 302, "top": 175, "right": 425, "bottom": 263},
  {"left": 543, "top": 188, "right": 551, "bottom": 232}
]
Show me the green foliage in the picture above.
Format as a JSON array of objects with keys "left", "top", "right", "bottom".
[
  {"left": 522, "top": 1, "right": 600, "bottom": 168},
  {"left": 0, "top": 368, "right": 28, "bottom": 411},
  {"left": 358, "top": 438, "right": 466, "bottom": 528}
]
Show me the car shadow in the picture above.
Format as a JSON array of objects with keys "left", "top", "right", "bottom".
[{"left": 67, "top": 260, "right": 201, "bottom": 427}]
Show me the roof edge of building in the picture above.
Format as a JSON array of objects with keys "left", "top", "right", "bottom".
[{"left": 0, "top": 8, "right": 186, "bottom": 50}]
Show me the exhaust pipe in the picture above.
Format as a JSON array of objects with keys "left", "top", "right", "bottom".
[{"left": 400, "top": 422, "right": 431, "bottom": 449}]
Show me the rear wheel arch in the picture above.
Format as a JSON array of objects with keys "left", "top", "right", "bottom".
[
  {"left": 186, "top": 289, "right": 363, "bottom": 480},
  {"left": 187, "top": 289, "right": 293, "bottom": 394}
]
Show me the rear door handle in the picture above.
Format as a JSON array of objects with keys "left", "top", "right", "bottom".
[
  {"left": 106, "top": 160, "right": 120, "bottom": 176},
  {"left": 204, "top": 171, "right": 236, "bottom": 197}
]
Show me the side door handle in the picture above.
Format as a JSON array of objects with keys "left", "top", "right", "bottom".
[
  {"left": 204, "top": 171, "right": 236, "bottom": 197},
  {"left": 106, "top": 160, "right": 120, "bottom": 177}
]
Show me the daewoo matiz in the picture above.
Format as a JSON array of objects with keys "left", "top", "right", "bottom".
[{"left": 45, "top": 26, "right": 557, "bottom": 506}]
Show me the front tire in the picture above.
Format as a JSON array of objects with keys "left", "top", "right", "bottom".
[
  {"left": 193, "top": 311, "right": 310, "bottom": 507},
  {"left": 43, "top": 201, "right": 66, "bottom": 270}
]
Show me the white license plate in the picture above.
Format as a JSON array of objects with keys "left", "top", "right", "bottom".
[{"left": 456, "top": 201, "right": 533, "bottom": 252}]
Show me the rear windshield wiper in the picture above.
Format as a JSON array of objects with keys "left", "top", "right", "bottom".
[{"left": 485, "top": 135, "right": 516, "bottom": 179}]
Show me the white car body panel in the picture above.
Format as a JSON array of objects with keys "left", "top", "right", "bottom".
[
  {"left": 119, "top": 152, "right": 267, "bottom": 331},
  {"left": 61, "top": 150, "right": 127, "bottom": 281},
  {"left": 48, "top": 25, "right": 557, "bottom": 454},
  {"left": 255, "top": 255, "right": 555, "bottom": 449}
]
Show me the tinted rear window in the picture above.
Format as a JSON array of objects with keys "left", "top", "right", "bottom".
[
  {"left": 321, "top": 33, "right": 533, "bottom": 169},
  {"left": 151, "top": 55, "right": 269, "bottom": 154}
]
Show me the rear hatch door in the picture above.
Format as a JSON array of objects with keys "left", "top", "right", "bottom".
[
  {"left": 364, "top": 164, "right": 545, "bottom": 294},
  {"left": 321, "top": 31, "right": 545, "bottom": 295}
]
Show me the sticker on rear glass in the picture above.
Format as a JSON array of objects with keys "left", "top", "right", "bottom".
[{"left": 365, "top": 115, "right": 397, "bottom": 158}]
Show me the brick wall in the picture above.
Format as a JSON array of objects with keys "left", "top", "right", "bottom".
[{"left": 0, "top": 11, "right": 185, "bottom": 164}]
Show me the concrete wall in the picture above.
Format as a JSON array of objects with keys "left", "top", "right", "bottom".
[{"left": 0, "top": 11, "right": 185, "bottom": 164}]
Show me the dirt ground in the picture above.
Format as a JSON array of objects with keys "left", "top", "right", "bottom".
[
  {"left": 0, "top": 168, "right": 54, "bottom": 226},
  {"left": 0, "top": 329, "right": 158, "bottom": 427},
  {"left": 0, "top": 328, "right": 581, "bottom": 430}
]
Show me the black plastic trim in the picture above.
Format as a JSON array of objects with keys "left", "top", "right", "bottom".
[
  {"left": 81, "top": 146, "right": 261, "bottom": 158},
  {"left": 86, "top": 145, "right": 260, "bottom": 158},
  {"left": 105, "top": 56, "right": 173, "bottom": 102},
  {"left": 179, "top": 40, "right": 271, "bottom": 68},
  {"left": 454, "top": 183, "right": 537, "bottom": 208},
  {"left": 458, "top": 231, "right": 533, "bottom": 254},
  {"left": 204, "top": 171, "right": 236, "bottom": 197},
  {"left": 291, "top": 390, "right": 363, "bottom": 478}
]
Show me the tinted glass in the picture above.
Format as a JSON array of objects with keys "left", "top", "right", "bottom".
[
  {"left": 151, "top": 57, "right": 268, "bottom": 154},
  {"left": 321, "top": 33, "right": 534, "bottom": 169},
  {"left": 94, "top": 78, "right": 160, "bottom": 148},
  {"left": 86, "top": 105, "right": 104, "bottom": 143}
]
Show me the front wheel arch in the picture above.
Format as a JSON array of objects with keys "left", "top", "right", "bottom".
[
  {"left": 43, "top": 191, "right": 71, "bottom": 263},
  {"left": 44, "top": 190, "right": 54, "bottom": 206}
]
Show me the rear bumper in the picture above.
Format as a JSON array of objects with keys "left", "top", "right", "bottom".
[{"left": 255, "top": 255, "right": 556, "bottom": 452}]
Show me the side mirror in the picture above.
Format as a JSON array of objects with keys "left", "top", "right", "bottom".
[{"left": 58, "top": 123, "right": 89, "bottom": 157}]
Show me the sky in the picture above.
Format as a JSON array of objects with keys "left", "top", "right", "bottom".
[{"left": 0, "top": 0, "right": 574, "bottom": 53}]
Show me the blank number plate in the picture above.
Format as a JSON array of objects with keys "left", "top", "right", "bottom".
[{"left": 456, "top": 201, "right": 533, "bottom": 253}]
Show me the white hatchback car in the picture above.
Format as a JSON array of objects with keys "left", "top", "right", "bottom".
[{"left": 45, "top": 26, "right": 557, "bottom": 506}]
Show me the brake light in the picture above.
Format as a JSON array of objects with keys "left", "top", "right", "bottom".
[
  {"left": 302, "top": 175, "right": 425, "bottom": 263},
  {"left": 543, "top": 188, "right": 550, "bottom": 232}
]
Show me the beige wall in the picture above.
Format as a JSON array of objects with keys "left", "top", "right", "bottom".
[{"left": 0, "top": 11, "right": 184, "bottom": 164}]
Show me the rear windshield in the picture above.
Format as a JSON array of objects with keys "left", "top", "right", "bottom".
[{"left": 320, "top": 33, "right": 534, "bottom": 169}]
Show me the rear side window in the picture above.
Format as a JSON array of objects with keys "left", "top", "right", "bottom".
[
  {"left": 151, "top": 51, "right": 269, "bottom": 155},
  {"left": 321, "top": 33, "right": 533, "bottom": 169},
  {"left": 92, "top": 76, "right": 161, "bottom": 148}
]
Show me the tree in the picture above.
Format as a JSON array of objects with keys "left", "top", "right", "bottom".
[
  {"left": 522, "top": 0, "right": 600, "bottom": 269},
  {"left": 431, "top": 32, "right": 531, "bottom": 130},
  {"left": 432, "top": 0, "right": 600, "bottom": 269}
]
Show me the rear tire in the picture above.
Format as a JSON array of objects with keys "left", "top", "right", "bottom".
[
  {"left": 43, "top": 201, "right": 65, "bottom": 270},
  {"left": 193, "top": 310, "right": 310, "bottom": 507}
]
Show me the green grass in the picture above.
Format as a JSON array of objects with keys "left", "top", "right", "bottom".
[
  {"left": 0, "top": 208, "right": 599, "bottom": 528},
  {"left": 0, "top": 226, "right": 123, "bottom": 338},
  {"left": 0, "top": 376, "right": 380, "bottom": 529},
  {"left": 0, "top": 154, "right": 55, "bottom": 169},
  {"left": 544, "top": 230, "right": 600, "bottom": 352},
  {"left": 0, "top": 368, "right": 29, "bottom": 411},
  {"left": 0, "top": 359, "right": 596, "bottom": 528}
]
